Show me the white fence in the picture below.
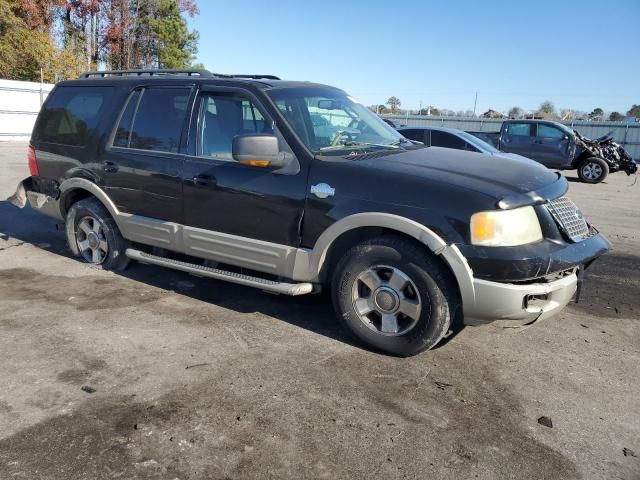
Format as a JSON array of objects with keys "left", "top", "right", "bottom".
[{"left": 0, "top": 79, "right": 54, "bottom": 141}]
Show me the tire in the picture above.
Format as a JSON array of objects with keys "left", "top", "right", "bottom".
[
  {"left": 65, "top": 197, "right": 130, "bottom": 271},
  {"left": 577, "top": 157, "right": 609, "bottom": 184},
  {"left": 331, "top": 235, "right": 460, "bottom": 357}
]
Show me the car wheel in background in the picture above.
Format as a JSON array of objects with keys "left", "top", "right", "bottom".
[{"left": 578, "top": 157, "right": 609, "bottom": 184}]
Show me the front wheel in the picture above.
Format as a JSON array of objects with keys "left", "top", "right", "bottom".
[
  {"left": 65, "top": 198, "right": 130, "bottom": 271},
  {"left": 578, "top": 157, "right": 609, "bottom": 184},
  {"left": 331, "top": 236, "right": 460, "bottom": 357}
]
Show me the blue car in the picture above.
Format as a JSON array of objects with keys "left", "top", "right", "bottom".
[{"left": 398, "top": 126, "right": 528, "bottom": 162}]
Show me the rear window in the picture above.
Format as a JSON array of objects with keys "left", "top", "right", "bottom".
[
  {"left": 36, "top": 86, "right": 112, "bottom": 145},
  {"left": 113, "top": 87, "right": 191, "bottom": 153},
  {"left": 430, "top": 131, "right": 469, "bottom": 150}
]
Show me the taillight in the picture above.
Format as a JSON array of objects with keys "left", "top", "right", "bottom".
[{"left": 28, "top": 145, "right": 39, "bottom": 176}]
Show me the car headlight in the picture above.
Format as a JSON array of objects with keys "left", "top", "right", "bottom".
[{"left": 470, "top": 206, "right": 542, "bottom": 246}]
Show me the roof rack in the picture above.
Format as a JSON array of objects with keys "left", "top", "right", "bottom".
[
  {"left": 79, "top": 69, "right": 214, "bottom": 79},
  {"left": 79, "top": 69, "right": 281, "bottom": 81},
  {"left": 223, "top": 74, "right": 281, "bottom": 80}
]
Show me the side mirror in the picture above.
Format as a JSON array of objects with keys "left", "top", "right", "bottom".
[{"left": 232, "top": 134, "right": 292, "bottom": 168}]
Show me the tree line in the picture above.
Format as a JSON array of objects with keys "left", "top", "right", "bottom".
[
  {"left": 372, "top": 96, "right": 640, "bottom": 122},
  {"left": 0, "top": 0, "right": 201, "bottom": 83}
]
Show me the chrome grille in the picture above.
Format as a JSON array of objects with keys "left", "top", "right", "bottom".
[{"left": 547, "top": 196, "right": 590, "bottom": 242}]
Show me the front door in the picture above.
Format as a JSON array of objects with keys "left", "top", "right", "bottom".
[
  {"left": 181, "top": 87, "right": 308, "bottom": 272},
  {"left": 529, "top": 123, "right": 571, "bottom": 168},
  {"left": 101, "top": 86, "right": 192, "bottom": 222}
]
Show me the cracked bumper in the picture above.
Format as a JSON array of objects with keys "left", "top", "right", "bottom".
[
  {"left": 9, "top": 180, "right": 63, "bottom": 221},
  {"left": 463, "top": 273, "right": 577, "bottom": 326}
]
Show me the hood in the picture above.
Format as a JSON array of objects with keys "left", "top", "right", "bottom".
[{"left": 359, "top": 146, "right": 565, "bottom": 208}]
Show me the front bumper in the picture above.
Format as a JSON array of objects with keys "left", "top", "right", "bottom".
[{"left": 463, "top": 272, "right": 577, "bottom": 326}]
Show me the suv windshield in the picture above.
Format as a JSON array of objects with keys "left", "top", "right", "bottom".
[{"left": 267, "top": 87, "right": 407, "bottom": 155}]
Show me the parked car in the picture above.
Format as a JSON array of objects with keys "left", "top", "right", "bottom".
[
  {"left": 398, "top": 126, "right": 532, "bottom": 162},
  {"left": 468, "top": 120, "right": 637, "bottom": 183},
  {"left": 11, "top": 69, "right": 610, "bottom": 356}
]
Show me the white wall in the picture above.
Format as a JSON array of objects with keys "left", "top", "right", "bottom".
[{"left": 0, "top": 79, "right": 54, "bottom": 141}]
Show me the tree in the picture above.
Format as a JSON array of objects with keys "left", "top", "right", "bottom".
[
  {"left": 588, "top": 107, "right": 604, "bottom": 120},
  {"left": 627, "top": 104, "right": 640, "bottom": 119},
  {"left": 508, "top": 106, "right": 523, "bottom": 118},
  {"left": 609, "top": 112, "right": 624, "bottom": 122},
  {"left": 386, "top": 96, "right": 401, "bottom": 113},
  {"left": 539, "top": 101, "right": 556, "bottom": 116}
]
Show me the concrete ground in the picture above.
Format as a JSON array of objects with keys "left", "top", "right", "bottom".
[{"left": 0, "top": 141, "right": 638, "bottom": 480}]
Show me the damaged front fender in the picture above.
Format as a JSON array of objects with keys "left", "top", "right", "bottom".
[{"left": 574, "top": 131, "right": 638, "bottom": 175}]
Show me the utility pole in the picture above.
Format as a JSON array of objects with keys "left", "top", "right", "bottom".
[{"left": 473, "top": 91, "right": 478, "bottom": 117}]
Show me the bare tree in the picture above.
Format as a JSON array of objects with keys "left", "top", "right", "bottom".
[{"left": 386, "top": 96, "right": 401, "bottom": 114}]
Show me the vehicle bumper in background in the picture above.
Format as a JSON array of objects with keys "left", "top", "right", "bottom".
[{"left": 463, "top": 272, "right": 577, "bottom": 326}]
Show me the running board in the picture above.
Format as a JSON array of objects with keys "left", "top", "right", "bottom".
[{"left": 125, "top": 248, "right": 315, "bottom": 296}]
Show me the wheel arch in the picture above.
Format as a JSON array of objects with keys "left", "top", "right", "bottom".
[
  {"left": 293, "top": 213, "right": 475, "bottom": 307},
  {"left": 59, "top": 178, "right": 120, "bottom": 221}
]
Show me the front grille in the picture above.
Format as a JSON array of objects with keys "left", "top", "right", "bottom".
[{"left": 546, "top": 196, "right": 590, "bottom": 242}]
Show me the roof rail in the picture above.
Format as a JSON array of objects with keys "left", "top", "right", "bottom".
[
  {"left": 79, "top": 69, "right": 214, "bottom": 79},
  {"left": 209, "top": 73, "right": 281, "bottom": 80}
]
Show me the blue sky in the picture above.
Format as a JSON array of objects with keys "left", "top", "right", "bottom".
[{"left": 190, "top": 0, "right": 639, "bottom": 114}]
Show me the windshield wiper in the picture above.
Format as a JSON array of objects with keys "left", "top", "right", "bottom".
[{"left": 319, "top": 141, "right": 402, "bottom": 152}]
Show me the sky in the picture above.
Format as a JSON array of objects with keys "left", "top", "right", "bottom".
[{"left": 189, "top": 0, "right": 640, "bottom": 115}]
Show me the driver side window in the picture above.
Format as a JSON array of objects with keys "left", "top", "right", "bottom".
[{"left": 197, "top": 92, "right": 271, "bottom": 160}]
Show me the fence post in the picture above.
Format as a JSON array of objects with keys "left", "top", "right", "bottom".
[
  {"left": 39, "top": 67, "right": 44, "bottom": 107},
  {"left": 623, "top": 122, "right": 629, "bottom": 150}
]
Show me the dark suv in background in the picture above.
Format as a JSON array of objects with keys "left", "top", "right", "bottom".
[{"left": 11, "top": 69, "right": 610, "bottom": 356}]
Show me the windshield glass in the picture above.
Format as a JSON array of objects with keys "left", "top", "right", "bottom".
[
  {"left": 267, "top": 87, "right": 407, "bottom": 155},
  {"left": 552, "top": 122, "right": 574, "bottom": 135},
  {"left": 457, "top": 131, "right": 500, "bottom": 153}
]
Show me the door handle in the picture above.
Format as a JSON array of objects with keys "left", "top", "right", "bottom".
[
  {"left": 193, "top": 174, "right": 216, "bottom": 186},
  {"left": 102, "top": 161, "right": 118, "bottom": 173}
]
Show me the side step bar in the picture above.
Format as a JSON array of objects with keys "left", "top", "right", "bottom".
[{"left": 125, "top": 248, "right": 315, "bottom": 296}]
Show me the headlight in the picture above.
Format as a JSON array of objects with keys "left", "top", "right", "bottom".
[{"left": 470, "top": 206, "right": 542, "bottom": 246}]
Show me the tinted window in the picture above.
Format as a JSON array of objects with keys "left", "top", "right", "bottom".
[
  {"left": 430, "top": 131, "right": 470, "bottom": 150},
  {"left": 506, "top": 123, "right": 532, "bottom": 136},
  {"left": 197, "top": 92, "right": 272, "bottom": 159},
  {"left": 113, "top": 90, "right": 141, "bottom": 147},
  {"left": 126, "top": 88, "right": 190, "bottom": 152},
  {"left": 537, "top": 124, "right": 565, "bottom": 139},
  {"left": 37, "top": 86, "right": 112, "bottom": 145},
  {"left": 400, "top": 129, "right": 425, "bottom": 142}
]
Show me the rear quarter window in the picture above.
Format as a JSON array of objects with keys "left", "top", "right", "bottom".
[{"left": 35, "top": 86, "right": 113, "bottom": 146}]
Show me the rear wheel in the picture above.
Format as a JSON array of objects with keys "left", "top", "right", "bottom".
[
  {"left": 331, "top": 235, "right": 459, "bottom": 357},
  {"left": 65, "top": 198, "right": 130, "bottom": 271},
  {"left": 578, "top": 157, "right": 609, "bottom": 184}
]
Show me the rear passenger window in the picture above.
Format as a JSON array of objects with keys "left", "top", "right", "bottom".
[
  {"left": 506, "top": 123, "right": 532, "bottom": 136},
  {"left": 113, "top": 90, "right": 141, "bottom": 147},
  {"left": 36, "top": 86, "right": 112, "bottom": 145},
  {"left": 113, "top": 87, "right": 190, "bottom": 153},
  {"left": 400, "top": 129, "right": 424, "bottom": 142},
  {"left": 430, "top": 131, "right": 469, "bottom": 150}
]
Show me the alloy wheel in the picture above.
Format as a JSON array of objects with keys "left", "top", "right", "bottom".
[
  {"left": 351, "top": 265, "right": 424, "bottom": 336},
  {"left": 75, "top": 215, "right": 109, "bottom": 264}
]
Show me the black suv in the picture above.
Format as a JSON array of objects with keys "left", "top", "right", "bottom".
[{"left": 12, "top": 69, "right": 610, "bottom": 356}]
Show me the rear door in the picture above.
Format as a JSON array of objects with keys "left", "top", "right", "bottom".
[
  {"left": 529, "top": 123, "right": 570, "bottom": 167},
  {"left": 499, "top": 122, "right": 534, "bottom": 159},
  {"left": 102, "top": 85, "right": 193, "bottom": 222}
]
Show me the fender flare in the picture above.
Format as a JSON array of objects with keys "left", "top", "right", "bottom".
[
  {"left": 292, "top": 212, "right": 475, "bottom": 306},
  {"left": 59, "top": 178, "right": 121, "bottom": 222}
]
